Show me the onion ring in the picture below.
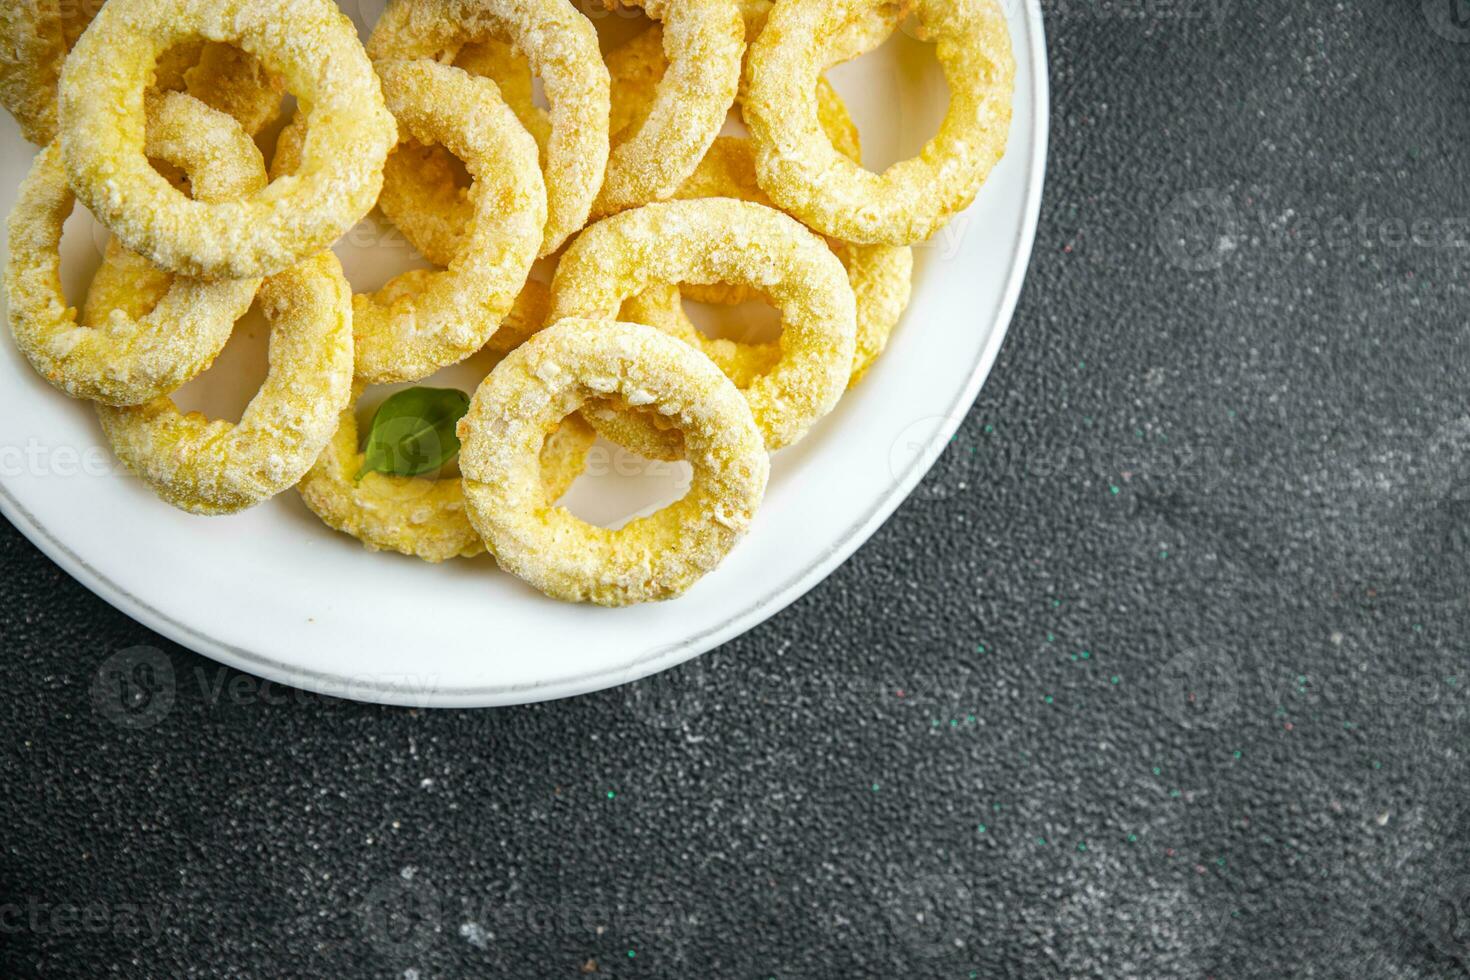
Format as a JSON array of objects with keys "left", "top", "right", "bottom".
[
  {"left": 550, "top": 198, "right": 857, "bottom": 458},
  {"left": 298, "top": 284, "right": 594, "bottom": 564},
  {"left": 375, "top": 37, "right": 551, "bottom": 268},
  {"left": 0, "top": 3, "right": 284, "bottom": 145},
  {"left": 744, "top": 0, "right": 1015, "bottom": 246},
  {"left": 95, "top": 252, "right": 355, "bottom": 516},
  {"left": 739, "top": 0, "right": 907, "bottom": 67},
  {"left": 608, "top": 13, "right": 862, "bottom": 308},
  {"left": 7, "top": 92, "right": 265, "bottom": 407},
  {"left": 274, "top": 58, "right": 547, "bottom": 385},
  {"left": 628, "top": 137, "right": 913, "bottom": 386},
  {"left": 367, "top": 0, "right": 611, "bottom": 257},
  {"left": 379, "top": 18, "right": 753, "bottom": 266},
  {"left": 458, "top": 317, "right": 770, "bottom": 606},
  {"left": 604, "top": 24, "right": 664, "bottom": 148},
  {"left": 58, "top": 0, "right": 396, "bottom": 280},
  {"left": 603, "top": 22, "right": 862, "bottom": 168},
  {"left": 0, "top": 3, "right": 73, "bottom": 145},
  {"left": 591, "top": 0, "right": 745, "bottom": 218}
]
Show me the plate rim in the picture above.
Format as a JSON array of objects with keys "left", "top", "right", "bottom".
[{"left": 0, "top": 1, "right": 1051, "bottom": 708}]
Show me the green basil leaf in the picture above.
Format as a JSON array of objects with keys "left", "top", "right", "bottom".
[{"left": 355, "top": 387, "right": 472, "bottom": 481}]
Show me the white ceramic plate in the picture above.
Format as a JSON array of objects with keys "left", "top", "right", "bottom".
[{"left": 0, "top": 1, "right": 1048, "bottom": 707}]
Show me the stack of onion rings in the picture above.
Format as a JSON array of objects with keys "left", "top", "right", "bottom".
[
  {"left": 59, "top": 0, "right": 397, "bottom": 280},
  {"left": 7, "top": 92, "right": 265, "bottom": 406},
  {"left": 459, "top": 317, "right": 770, "bottom": 606},
  {"left": 551, "top": 198, "right": 857, "bottom": 458},
  {"left": 275, "top": 58, "right": 546, "bottom": 384},
  {"left": 95, "top": 252, "right": 355, "bottom": 516},
  {"left": 744, "top": 0, "right": 1015, "bottom": 246},
  {"left": 298, "top": 285, "right": 595, "bottom": 564},
  {"left": 367, "top": 0, "right": 611, "bottom": 257},
  {"left": 0, "top": 0, "right": 1016, "bottom": 604}
]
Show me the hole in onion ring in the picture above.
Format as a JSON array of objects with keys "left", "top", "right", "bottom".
[
  {"left": 57, "top": 207, "right": 106, "bottom": 314},
  {"left": 332, "top": 212, "right": 436, "bottom": 296},
  {"left": 825, "top": 29, "right": 951, "bottom": 172},
  {"left": 560, "top": 435, "right": 693, "bottom": 530},
  {"left": 168, "top": 301, "right": 272, "bottom": 426},
  {"left": 680, "top": 296, "right": 784, "bottom": 347},
  {"left": 530, "top": 77, "right": 550, "bottom": 113}
]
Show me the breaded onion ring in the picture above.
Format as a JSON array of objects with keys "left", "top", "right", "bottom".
[
  {"left": 276, "top": 59, "right": 546, "bottom": 384},
  {"left": 744, "top": 0, "right": 1015, "bottom": 246},
  {"left": 0, "top": 2, "right": 284, "bottom": 145},
  {"left": 367, "top": 0, "right": 610, "bottom": 256},
  {"left": 0, "top": 3, "right": 73, "bottom": 145},
  {"left": 375, "top": 37, "right": 552, "bottom": 268},
  {"left": 550, "top": 199, "right": 856, "bottom": 458},
  {"left": 603, "top": 22, "right": 862, "bottom": 167},
  {"left": 631, "top": 137, "right": 913, "bottom": 385},
  {"left": 591, "top": 0, "right": 745, "bottom": 218},
  {"left": 739, "top": 0, "right": 907, "bottom": 67},
  {"left": 298, "top": 283, "right": 594, "bottom": 563},
  {"left": 95, "top": 252, "right": 355, "bottom": 516},
  {"left": 58, "top": 0, "right": 396, "bottom": 280},
  {"left": 7, "top": 93, "right": 265, "bottom": 406},
  {"left": 458, "top": 318, "right": 770, "bottom": 605}
]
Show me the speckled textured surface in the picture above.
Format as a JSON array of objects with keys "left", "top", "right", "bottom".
[{"left": 5, "top": 3, "right": 1470, "bottom": 977}]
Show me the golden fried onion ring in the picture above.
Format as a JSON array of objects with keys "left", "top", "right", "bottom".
[
  {"left": 551, "top": 199, "right": 857, "bottom": 457},
  {"left": 367, "top": 0, "right": 611, "bottom": 257},
  {"left": 297, "top": 284, "right": 595, "bottom": 565},
  {"left": 275, "top": 59, "right": 546, "bottom": 385},
  {"left": 7, "top": 93, "right": 265, "bottom": 406},
  {"left": 95, "top": 252, "right": 355, "bottom": 516},
  {"left": 458, "top": 318, "right": 770, "bottom": 605},
  {"left": 744, "top": 0, "right": 1015, "bottom": 246},
  {"left": 58, "top": 0, "right": 396, "bottom": 280},
  {"left": 591, "top": 0, "right": 745, "bottom": 218}
]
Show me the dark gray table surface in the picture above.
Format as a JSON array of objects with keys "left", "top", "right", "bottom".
[{"left": 6, "top": 3, "right": 1470, "bottom": 978}]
